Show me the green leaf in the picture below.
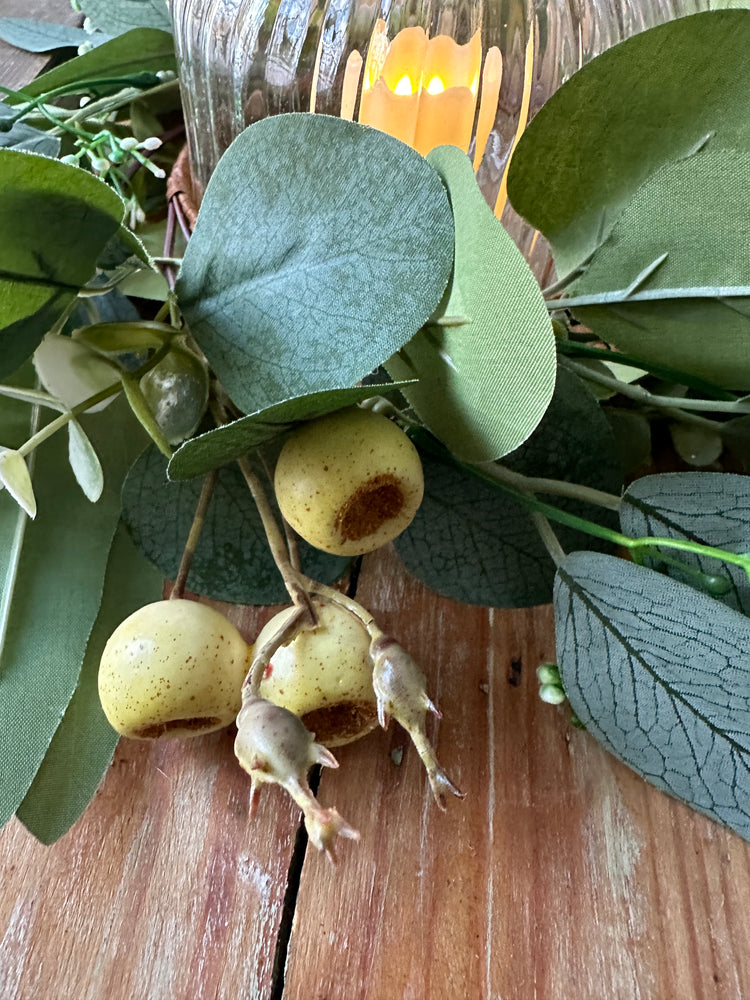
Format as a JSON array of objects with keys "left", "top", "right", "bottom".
[
  {"left": 0, "top": 150, "right": 125, "bottom": 378},
  {"left": 558, "top": 149, "right": 750, "bottom": 389},
  {"left": 0, "top": 448, "right": 36, "bottom": 517},
  {"left": 0, "top": 18, "right": 107, "bottom": 52},
  {"left": 16, "top": 522, "right": 163, "bottom": 844},
  {"left": 0, "top": 103, "right": 60, "bottom": 157},
  {"left": 0, "top": 397, "right": 147, "bottom": 829},
  {"left": 386, "top": 146, "right": 555, "bottom": 463},
  {"left": 555, "top": 551, "right": 750, "bottom": 842},
  {"left": 80, "top": 0, "right": 173, "bottom": 36},
  {"left": 15, "top": 27, "right": 175, "bottom": 99},
  {"left": 620, "top": 472, "right": 750, "bottom": 615},
  {"left": 168, "top": 382, "right": 416, "bottom": 480},
  {"left": 122, "top": 446, "right": 350, "bottom": 604},
  {"left": 177, "top": 114, "right": 454, "bottom": 414},
  {"left": 507, "top": 11, "right": 750, "bottom": 276},
  {"left": 68, "top": 419, "right": 104, "bottom": 501},
  {"left": 394, "top": 365, "right": 622, "bottom": 607}
]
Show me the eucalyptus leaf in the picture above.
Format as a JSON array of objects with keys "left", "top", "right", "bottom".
[
  {"left": 68, "top": 419, "right": 105, "bottom": 501},
  {"left": 168, "top": 382, "right": 416, "bottom": 480},
  {"left": 177, "top": 114, "right": 454, "bottom": 415},
  {"left": 507, "top": 11, "right": 750, "bottom": 276},
  {"left": 16, "top": 522, "right": 163, "bottom": 844},
  {"left": 122, "top": 446, "right": 350, "bottom": 604},
  {"left": 0, "top": 103, "right": 60, "bottom": 157},
  {"left": 559, "top": 149, "right": 750, "bottom": 389},
  {"left": 620, "top": 472, "right": 750, "bottom": 615},
  {"left": 384, "top": 147, "right": 555, "bottom": 463},
  {"left": 0, "top": 150, "right": 125, "bottom": 378},
  {"left": 0, "top": 448, "right": 36, "bottom": 517},
  {"left": 14, "top": 27, "right": 175, "bottom": 100},
  {"left": 395, "top": 365, "right": 622, "bottom": 607},
  {"left": 0, "top": 18, "right": 106, "bottom": 52},
  {"left": 80, "top": 0, "right": 173, "bottom": 36},
  {"left": 555, "top": 551, "right": 750, "bottom": 842},
  {"left": 0, "top": 397, "right": 147, "bottom": 829}
]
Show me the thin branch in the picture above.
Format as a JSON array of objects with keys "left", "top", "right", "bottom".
[{"left": 170, "top": 469, "right": 218, "bottom": 599}]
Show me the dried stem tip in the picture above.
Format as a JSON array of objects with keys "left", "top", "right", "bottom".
[
  {"left": 370, "top": 635, "right": 463, "bottom": 810},
  {"left": 234, "top": 693, "right": 359, "bottom": 863}
]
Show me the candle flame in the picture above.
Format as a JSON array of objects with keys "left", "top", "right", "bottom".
[
  {"left": 426, "top": 76, "right": 445, "bottom": 95},
  {"left": 394, "top": 74, "right": 413, "bottom": 96}
]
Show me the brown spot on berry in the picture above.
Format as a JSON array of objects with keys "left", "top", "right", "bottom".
[{"left": 334, "top": 475, "right": 404, "bottom": 542}]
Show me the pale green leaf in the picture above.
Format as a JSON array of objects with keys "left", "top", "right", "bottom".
[
  {"left": 507, "top": 11, "right": 750, "bottom": 276},
  {"left": 555, "top": 552, "right": 750, "bottom": 842},
  {"left": 16, "top": 522, "right": 163, "bottom": 844},
  {"left": 620, "top": 472, "right": 750, "bottom": 615},
  {"left": 33, "top": 333, "right": 119, "bottom": 412},
  {"left": 0, "top": 18, "right": 107, "bottom": 52},
  {"left": 0, "top": 448, "right": 36, "bottom": 518},
  {"left": 68, "top": 419, "right": 104, "bottom": 502},
  {"left": 168, "top": 382, "right": 415, "bottom": 480},
  {"left": 0, "top": 103, "right": 60, "bottom": 157},
  {"left": 177, "top": 114, "right": 454, "bottom": 415},
  {"left": 385, "top": 146, "right": 555, "bottom": 463},
  {"left": 80, "top": 0, "right": 173, "bottom": 36}
]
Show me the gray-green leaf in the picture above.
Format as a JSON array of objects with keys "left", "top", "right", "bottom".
[
  {"left": 80, "top": 0, "right": 173, "bottom": 36},
  {"left": 0, "top": 103, "right": 60, "bottom": 157},
  {"left": 122, "top": 446, "right": 350, "bottom": 604},
  {"left": 0, "top": 18, "right": 109, "bottom": 52},
  {"left": 68, "top": 419, "right": 104, "bottom": 501},
  {"left": 555, "top": 551, "right": 750, "bottom": 842},
  {"left": 620, "top": 472, "right": 750, "bottom": 615},
  {"left": 177, "top": 114, "right": 454, "bottom": 415},
  {"left": 385, "top": 146, "right": 556, "bottom": 463}
]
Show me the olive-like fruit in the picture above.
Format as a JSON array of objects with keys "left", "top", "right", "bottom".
[
  {"left": 98, "top": 599, "right": 251, "bottom": 739},
  {"left": 258, "top": 599, "right": 378, "bottom": 747},
  {"left": 274, "top": 407, "right": 424, "bottom": 555},
  {"left": 140, "top": 343, "right": 209, "bottom": 445}
]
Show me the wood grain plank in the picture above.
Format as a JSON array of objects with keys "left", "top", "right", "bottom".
[
  {"left": 0, "top": 0, "right": 80, "bottom": 91},
  {"left": 0, "top": 602, "right": 302, "bottom": 1000},
  {"left": 283, "top": 546, "right": 750, "bottom": 1000}
]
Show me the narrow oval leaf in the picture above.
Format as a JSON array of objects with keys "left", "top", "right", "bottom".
[
  {"left": 620, "top": 471, "right": 750, "bottom": 615},
  {"left": 16, "top": 523, "right": 163, "bottom": 844},
  {"left": 555, "top": 551, "right": 750, "bottom": 842},
  {"left": 0, "top": 448, "right": 36, "bottom": 517},
  {"left": 0, "top": 103, "right": 60, "bottom": 157},
  {"left": 68, "top": 419, "right": 104, "bottom": 502},
  {"left": 0, "top": 150, "right": 125, "bottom": 378},
  {"left": 395, "top": 366, "right": 622, "bottom": 607},
  {"left": 385, "top": 146, "right": 555, "bottom": 462},
  {"left": 177, "top": 114, "right": 454, "bottom": 414},
  {"left": 34, "top": 333, "right": 118, "bottom": 412},
  {"left": 167, "top": 382, "right": 415, "bottom": 480},
  {"left": 507, "top": 11, "right": 750, "bottom": 275},
  {"left": 0, "top": 18, "right": 103, "bottom": 52},
  {"left": 122, "top": 446, "right": 350, "bottom": 604},
  {"left": 80, "top": 0, "right": 173, "bottom": 36}
]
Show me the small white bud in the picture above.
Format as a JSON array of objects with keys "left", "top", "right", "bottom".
[
  {"left": 119, "top": 137, "right": 139, "bottom": 151},
  {"left": 140, "top": 136, "right": 162, "bottom": 151},
  {"left": 539, "top": 684, "right": 567, "bottom": 706}
]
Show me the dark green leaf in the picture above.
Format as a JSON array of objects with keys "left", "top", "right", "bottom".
[
  {"left": 80, "top": 0, "right": 173, "bottom": 36},
  {"left": 385, "top": 146, "right": 556, "bottom": 463},
  {"left": 16, "top": 522, "right": 163, "bottom": 844},
  {"left": 0, "top": 397, "right": 148, "bottom": 829},
  {"left": 559, "top": 149, "right": 750, "bottom": 388},
  {"left": 555, "top": 551, "right": 750, "bottom": 842},
  {"left": 507, "top": 11, "right": 750, "bottom": 276},
  {"left": 177, "top": 114, "right": 454, "bottom": 414},
  {"left": 0, "top": 18, "right": 107, "bottom": 52},
  {"left": 620, "top": 472, "right": 750, "bottom": 615},
  {"left": 0, "top": 150, "right": 125, "bottom": 379},
  {"left": 122, "top": 446, "right": 350, "bottom": 604},
  {"left": 0, "top": 103, "right": 60, "bottom": 156},
  {"left": 168, "top": 382, "right": 416, "bottom": 480},
  {"left": 395, "top": 365, "right": 622, "bottom": 607},
  {"left": 15, "top": 28, "right": 175, "bottom": 99}
]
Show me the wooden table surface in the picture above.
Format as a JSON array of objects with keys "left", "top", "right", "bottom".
[{"left": 2, "top": 4, "right": 750, "bottom": 998}]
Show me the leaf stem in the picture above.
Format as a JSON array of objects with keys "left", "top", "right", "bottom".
[
  {"left": 564, "top": 358, "right": 750, "bottom": 415},
  {"left": 170, "top": 469, "right": 218, "bottom": 599},
  {"left": 482, "top": 462, "right": 622, "bottom": 512}
]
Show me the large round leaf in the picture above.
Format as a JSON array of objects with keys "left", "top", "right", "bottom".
[
  {"left": 507, "top": 11, "right": 750, "bottom": 276},
  {"left": 385, "top": 146, "right": 555, "bottom": 463},
  {"left": 176, "top": 114, "right": 454, "bottom": 415}
]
